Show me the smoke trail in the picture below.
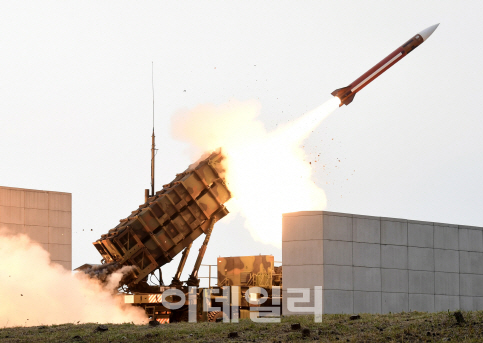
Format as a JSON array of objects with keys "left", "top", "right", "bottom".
[
  {"left": 171, "top": 98, "right": 340, "bottom": 247},
  {"left": 0, "top": 229, "right": 147, "bottom": 327}
]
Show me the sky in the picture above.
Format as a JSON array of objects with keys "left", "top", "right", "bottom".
[{"left": 1, "top": 1, "right": 482, "bottom": 286}]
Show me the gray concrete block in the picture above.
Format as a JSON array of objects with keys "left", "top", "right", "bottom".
[
  {"left": 459, "top": 228, "right": 483, "bottom": 252},
  {"left": 48, "top": 210, "right": 71, "bottom": 228},
  {"left": 409, "top": 270, "right": 434, "bottom": 294},
  {"left": 323, "top": 290, "right": 353, "bottom": 314},
  {"left": 460, "top": 296, "right": 483, "bottom": 311},
  {"left": 409, "top": 294, "right": 434, "bottom": 312},
  {"left": 353, "top": 267, "right": 381, "bottom": 292},
  {"left": 25, "top": 191, "right": 48, "bottom": 210},
  {"left": 434, "top": 249, "right": 459, "bottom": 273},
  {"left": 382, "top": 269, "right": 408, "bottom": 293},
  {"left": 408, "top": 222, "right": 433, "bottom": 248},
  {"left": 434, "top": 225, "right": 458, "bottom": 250},
  {"left": 353, "top": 242, "right": 380, "bottom": 268},
  {"left": 353, "top": 217, "right": 380, "bottom": 244},
  {"left": 48, "top": 192, "right": 72, "bottom": 212},
  {"left": 24, "top": 225, "right": 49, "bottom": 244},
  {"left": 353, "top": 291, "right": 381, "bottom": 314},
  {"left": 0, "top": 188, "right": 24, "bottom": 207},
  {"left": 408, "top": 247, "right": 434, "bottom": 271},
  {"left": 0, "top": 223, "right": 25, "bottom": 234},
  {"left": 323, "top": 214, "right": 352, "bottom": 241},
  {"left": 381, "top": 220, "right": 407, "bottom": 246},
  {"left": 460, "top": 274, "right": 483, "bottom": 296},
  {"left": 48, "top": 244, "right": 72, "bottom": 261},
  {"left": 323, "top": 240, "right": 352, "bottom": 266},
  {"left": 435, "top": 272, "right": 459, "bottom": 296},
  {"left": 323, "top": 265, "right": 353, "bottom": 291},
  {"left": 49, "top": 227, "right": 71, "bottom": 245},
  {"left": 24, "top": 208, "right": 48, "bottom": 226},
  {"left": 434, "top": 295, "right": 459, "bottom": 311},
  {"left": 459, "top": 251, "right": 483, "bottom": 274},
  {"left": 382, "top": 292, "right": 408, "bottom": 314},
  {"left": 282, "top": 265, "right": 323, "bottom": 290},
  {"left": 381, "top": 245, "right": 407, "bottom": 269},
  {"left": 282, "top": 240, "right": 323, "bottom": 266},
  {"left": 0, "top": 205, "right": 24, "bottom": 225},
  {"left": 282, "top": 214, "right": 322, "bottom": 242}
]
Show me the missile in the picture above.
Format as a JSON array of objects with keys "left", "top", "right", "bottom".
[{"left": 332, "top": 24, "right": 439, "bottom": 106}]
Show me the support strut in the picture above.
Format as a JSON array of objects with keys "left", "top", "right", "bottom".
[
  {"left": 187, "top": 218, "right": 216, "bottom": 287},
  {"left": 170, "top": 243, "right": 193, "bottom": 287}
]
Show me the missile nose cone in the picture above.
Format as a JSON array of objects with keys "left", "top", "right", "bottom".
[{"left": 418, "top": 23, "right": 439, "bottom": 41}]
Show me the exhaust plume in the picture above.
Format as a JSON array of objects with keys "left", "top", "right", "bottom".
[
  {"left": 0, "top": 229, "right": 147, "bottom": 327},
  {"left": 172, "top": 98, "right": 340, "bottom": 247}
]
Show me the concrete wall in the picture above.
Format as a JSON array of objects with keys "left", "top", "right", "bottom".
[
  {"left": 0, "top": 186, "right": 72, "bottom": 270},
  {"left": 282, "top": 211, "right": 483, "bottom": 314}
]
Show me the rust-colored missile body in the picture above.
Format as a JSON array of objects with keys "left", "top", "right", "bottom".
[{"left": 332, "top": 24, "right": 439, "bottom": 106}]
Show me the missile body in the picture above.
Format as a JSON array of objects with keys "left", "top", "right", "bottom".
[{"left": 332, "top": 24, "right": 439, "bottom": 106}]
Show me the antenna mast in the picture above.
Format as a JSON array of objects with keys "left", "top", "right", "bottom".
[{"left": 151, "top": 62, "right": 155, "bottom": 197}]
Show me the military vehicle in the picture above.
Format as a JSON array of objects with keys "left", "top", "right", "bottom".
[{"left": 77, "top": 150, "right": 282, "bottom": 322}]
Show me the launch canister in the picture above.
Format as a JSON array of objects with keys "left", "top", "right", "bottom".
[{"left": 332, "top": 24, "right": 439, "bottom": 106}]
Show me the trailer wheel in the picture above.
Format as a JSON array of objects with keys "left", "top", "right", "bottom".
[{"left": 207, "top": 311, "right": 224, "bottom": 322}]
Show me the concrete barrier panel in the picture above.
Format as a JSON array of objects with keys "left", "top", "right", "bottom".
[
  {"left": 49, "top": 227, "right": 71, "bottom": 244},
  {"left": 49, "top": 244, "right": 72, "bottom": 261},
  {"left": 434, "top": 249, "right": 459, "bottom": 273},
  {"left": 323, "top": 290, "right": 353, "bottom": 314},
  {"left": 48, "top": 210, "right": 72, "bottom": 229},
  {"left": 408, "top": 222, "right": 433, "bottom": 248},
  {"left": 435, "top": 272, "right": 459, "bottom": 295},
  {"left": 0, "top": 188, "right": 24, "bottom": 207},
  {"left": 48, "top": 192, "right": 72, "bottom": 212},
  {"left": 25, "top": 191, "right": 48, "bottom": 210},
  {"left": 409, "top": 270, "right": 434, "bottom": 294},
  {"left": 434, "top": 225, "right": 458, "bottom": 250},
  {"left": 52, "top": 260, "right": 72, "bottom": 270},
  {"left": 460, "top": 274, "right": 483, "bottom": 296},
  {"left": 435, "top": 295, "right": 459, "bottom": 311},
  {"left": 0, "top": 206, "right": 24, "bottom": 225},
  {"left": 282, "top": 214, "right": 323, "bottom": 242},
  {"left": 323, "top": 240, "right": 352, "bottom": 266},
  {"left": 323, "top": 214, "right": 352, "bottom": 241},
  {"left": 382, "top": 268, "right": 408, "bottom": 293},
  {"left": 354, "top": 291, "right": 381, "bottom": 314},
  {"left": 24, "top": 225, "right": 49, "bottom": 244},
  {"left": 381, "top": 220, "right": 407, "bottom": 246},
  {"left": 459, "top": 251, "right": 483, "bottom": 274},
  {"left": 323, "top": 265, "right": 353, "bottom": 290},
  {"left": 409, "top": 294, "right": 434, "bottom": 312},
  {"left": 459, "top": 228, "right": 483, "bottom": 252},
  {"left": 408, "top": 247, "right": 434, "bottom": 271},
  {"left": 381, "top": 245, "right": 407, "bottom": 269},
  {"left": 354, "top": 267, "right": 381, "bottom": 292},
  {"left": 353, "top": 242, "right": 380, "bottom": 267},
  {"left": 353, "top": 216, "right": 380, "bottom": 244},
  {"left": 25, "top": 208, "right": 48, "bottom": 226},
  {"left": 282, "top": 240, "right": 323, "bottom": 266},
  {"left": 382, "top": 292, "right": 408, "bottom": 314},
  {"left": 283, "top": 265, "right": 323, "bottom": 289}
]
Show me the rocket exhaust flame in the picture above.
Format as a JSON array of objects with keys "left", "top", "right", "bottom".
[
  {"left": 0, "top": 229, "right": 147, "bottom": 327},
  {"left": 172, "top": 97, "right": 340, "bottom": 247}
]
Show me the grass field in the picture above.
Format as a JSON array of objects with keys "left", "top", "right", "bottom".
[{"left": 1, "top": 311, "right": 483, "bottom": 342}]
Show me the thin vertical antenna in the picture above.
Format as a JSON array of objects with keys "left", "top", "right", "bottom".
[{"left": 151, "top": 62, "right": 155, "bottom": 197}]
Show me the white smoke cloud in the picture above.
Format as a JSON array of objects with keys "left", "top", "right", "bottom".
[{"left": 0, "top": 229, "right": 147, "bottom": 327}]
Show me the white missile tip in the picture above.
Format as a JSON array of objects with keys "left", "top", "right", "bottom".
[{"left": 419, "top": 23, "right": 439, "bottom": 41}]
